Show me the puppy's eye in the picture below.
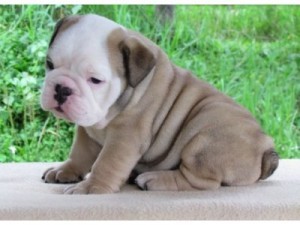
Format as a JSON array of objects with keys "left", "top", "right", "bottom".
[
  {"left": 90, "top": 77, "right": 103, "bottom": 84},
  {"left": 46, "top": 59, "right": 54, "bottom": 70}
]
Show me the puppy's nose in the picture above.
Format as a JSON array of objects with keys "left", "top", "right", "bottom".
[{"left": 54, "top": 84, "right": 72, "bottom": 105}]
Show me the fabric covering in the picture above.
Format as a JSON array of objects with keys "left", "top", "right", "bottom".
[{"left": 0, "top": 160, "right": 299, "bottom": 220}]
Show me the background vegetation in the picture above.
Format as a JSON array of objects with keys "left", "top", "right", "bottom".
[{"left": 0, "top": 5, "right": 299, "bottom": 162}]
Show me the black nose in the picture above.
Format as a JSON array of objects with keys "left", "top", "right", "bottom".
[{"left": 54, "top": 84, "right": 72, "bottom": 105}]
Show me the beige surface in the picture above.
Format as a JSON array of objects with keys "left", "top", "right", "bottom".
[{"left": 0, "top": 160, "right": 299, "bottom": 220}]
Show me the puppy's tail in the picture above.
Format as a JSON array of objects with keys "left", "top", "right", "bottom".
[{"left": 259, "top": 148, "right": 279, "bottom": 180}]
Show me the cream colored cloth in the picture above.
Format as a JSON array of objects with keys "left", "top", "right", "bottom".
[{"left": 0, "top": 160, "right": 299, "bottom": 220}]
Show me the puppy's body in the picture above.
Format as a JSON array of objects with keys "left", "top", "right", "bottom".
[{"left": 41, "top": 15, "right": 279, "bottom": 194}]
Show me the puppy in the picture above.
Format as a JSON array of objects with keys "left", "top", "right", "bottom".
[{"left": 41, "top": 14, "right": 279, "bottom": 194}]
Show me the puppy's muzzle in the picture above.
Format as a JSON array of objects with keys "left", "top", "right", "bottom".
[{"left": 54, "top": 84, "right": 72, "bottom": 105}]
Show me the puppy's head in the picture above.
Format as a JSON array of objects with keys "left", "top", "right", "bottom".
[{"left": 40, "top": 14, "right": 156, "bottom": 128}]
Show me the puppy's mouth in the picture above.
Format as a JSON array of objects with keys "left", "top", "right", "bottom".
[
  {"left": 53, "top": 105, "right": 72, "bottom": 122},
  {"left": 55, "top": 105, "right": 64, "bottom": 113}
]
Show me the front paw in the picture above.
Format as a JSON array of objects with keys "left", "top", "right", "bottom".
[
  {"left": 64, "top": 178, "right": 115, "bottom": 194},
  {"left": 42, "top": 164, "right": 84, "bottom": 184}
]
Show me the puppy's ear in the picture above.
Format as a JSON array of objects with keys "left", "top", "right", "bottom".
[
  {"left": 49, "top": 16, "right": 81, "bottom": 47},
  {"left": 119, "top": 36, "right": 156, "bottom": 87}
]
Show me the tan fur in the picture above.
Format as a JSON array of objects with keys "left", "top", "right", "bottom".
[{"left": 42, "top": 15, "right": 279, "bottom": 194}]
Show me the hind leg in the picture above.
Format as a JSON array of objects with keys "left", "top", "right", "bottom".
[{"left": 136, "top": 134, "right": 223, "bottom": 191}]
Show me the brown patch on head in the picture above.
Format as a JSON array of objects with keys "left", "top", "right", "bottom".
[
  {"left": 49, "top": 15, "right": 81, "bottom": 47},
  {"left": 106, "top": 28, "right": 127, "bottom": 80}
]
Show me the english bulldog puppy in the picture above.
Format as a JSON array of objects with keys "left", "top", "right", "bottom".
[{"left": 41, "top": 14, "right": 279, "bottom": 194}]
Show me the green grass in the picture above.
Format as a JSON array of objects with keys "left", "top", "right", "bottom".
[{"left": 0, "top": 5, "right": 299, "bottom": 162}]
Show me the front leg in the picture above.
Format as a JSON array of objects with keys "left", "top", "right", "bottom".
[
  {"left": 64, "top": 127, "right": 143, "bottom": 194},
  {"left": 42, "top": 126, "right": 101, "bottom": 184}
]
